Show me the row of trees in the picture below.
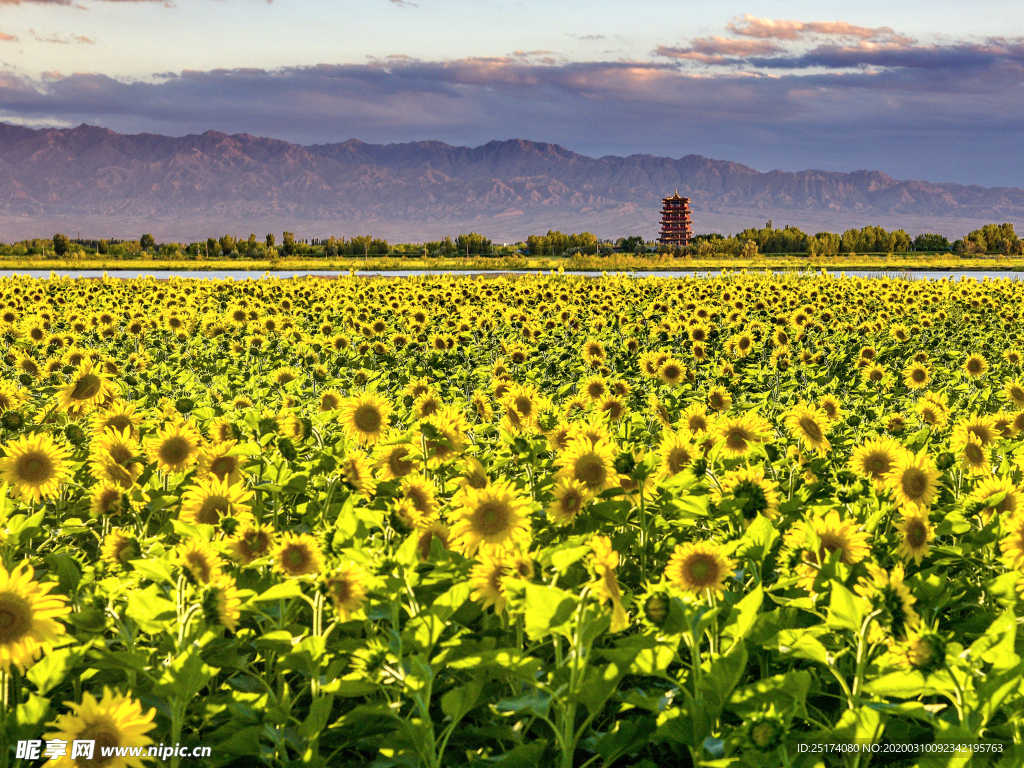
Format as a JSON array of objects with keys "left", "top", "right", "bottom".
[{"left": 3, "top": 223, "right": 1021, "bottom": 259}]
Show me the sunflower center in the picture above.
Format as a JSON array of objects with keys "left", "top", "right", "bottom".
[
  {"left": 474, "top": 501, "right": 511, "bottom": 537},
  {"left": 197, "top": 496, "right": 230, "bottom": 525},
  {"left": 901, "top": 468, "right": 928, "bottom": 499},
  {"left": 388, "top": 449, "right": 414, "bottom": 477},
  {"left": 573, "top": 454, "right": 607, "bottom": 488},
  {"left": 799, "top": 417, "right": 823, "bottom": 442},
  {"left": 724, "top": 428, "right": 749, "bottom": 452},
  {"left": 685, "top": 554, "right": 718, "bottom": 586},
  {"left": 968, "top": 426, "right": 991, "bottom": 445},
  {"left": 353, "top": 404, "right": 383, "bottom": 433},
  {"left": 905, "top": 520, "right": 928, "bottom": 548},
  {"left": 688, "top": 416, "right": 708, "bottom": 432},
  {"left": 210, "top": 456, "right": 239, "bottom": 479},
  {"left": 15, "top": 452, "right": 53, "bottom": 484},
  {"left": 0, "top": 592, "right": 31, "bottom": 643},
  {"left": 667, "top": 447, "right": 692, "bottom": 474},
  {"left": 864, "top": 453, "right": 890, "bottom": 477},
  {"left": 912, "top": 369, "right": 926, "bottom": 383},
  {"left": 70, "top": 373, "right": 103, "bottom": 401},
  {"left": 80, "top": 719, "right": 122, "bottom": 767},
  {"left": 964, "top": 443, "right": 985, "bottom": 464},
  {"left": 159, "top": 436, "right": 192, "bottom": 466}
]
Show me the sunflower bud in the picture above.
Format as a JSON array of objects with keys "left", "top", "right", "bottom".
[
  {"left": 276, "top": 437, "right": 298, "bottom": 462},
  {"left": 1, "top": 410, "right": 24, "bottom": 431},
  {"left": 744, "top": 710, "right": 787, "bottom": 751},
  {"left": 642, "top": 593, "right": 670, "bottom": 626},
  {"left": 936, "top": 452, "right": 955, "bottom": 471},
  {"left": 64, "top": 424, "right": 87, "bottom": 447},
  {"left": 846, "top": 414, "right": 862, "bottom": 427},
  {"left": 175, "top": 397, "right": 194, "bottom": 414},
  {"left": 903, "top": 631, "right": 947, "bottom": 675}
]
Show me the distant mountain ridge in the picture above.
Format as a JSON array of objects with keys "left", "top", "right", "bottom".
[{"left": 0, "top": 122, "right": 1021, "bottom": 241}]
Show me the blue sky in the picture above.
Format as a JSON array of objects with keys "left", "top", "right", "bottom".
[{"left": 1, "top": 0, "right": 1022, "bottom": 186}]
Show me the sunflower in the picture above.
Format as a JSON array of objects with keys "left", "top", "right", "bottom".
[
  {"left": 818, "top": 394, "right": 843, "bottom": 422},
  {"left": 597, "top": 395, "right": 627, "bottom": 422},
  {"left": 963, "top": 353, "right": 988, "bottom": 378},
  {"left": 306, "top": 387, "right": 337, "bottom": 414},
  {"left": 895, "top": 628, "right": 947, "bottom": 675},
  {"left": 545, "top": 421, "right": 575, "bottom": 452},
  {"left": 953, "top": 433, "right": 990, "bottom": 475},
  {"left": 89, "top": 400, "right": 143, "bottom": 440},
  {"left": 784, "top": 403, "right": 831, "bottom": 454},
  {"left": 323, "top": 562, "right": 368, "bottom": 620},
  {"left": 855, "top": 563, "right": 920, "bottom": 641},
  {"left": 970, "top": 476, "right": 1021, "bottom": 521},
  {"left": 545, "top": 477, "right": 592, "bottom": 525},
  {"left": 339, "top": 392, "right": 392, "bottom": 444},
  {"left": 894, "top": 512, "right": 934, "bottom": 565},
  {"left": 374, "top": 440, "right": 416, "bottom": 481},
  {"left": 43, "top": 688, "right": 157, "bottom": 768},
  {"left": 90, "top": 427, "right": 142, "bottom": 489},
  {"left": 680, "top": 402, "right": 713, "bottom": 434},
  {"left": 273, "top": 533, "right": 324, "bottom": 577},
  {"left": 203, "top": 575, "right": 242, "bottom": 632},
  {"left": 658, "top": 357, "right": 686, "bottom": 386},
  {"left": 648, "top": 393, "right": 673, "bottom": 429},
  {"left": 417, "top": 405, "right": 469, "bottom": 466},
  {"left": 707, "top": 386, "right": 732, "bottom": 413},
  {"left": 0, "top": 381, "right": 26, "bottom": 413},
  {"left": 89, "top": 481, "right": 125, "bottom": 518},
  {"left": 581, "top": 338, "right": 606, "bottom": 365},
  {"left": 450, "top": 479, "right": 532, "bottom": 556},
  {"left": 271, "top": 366, "right": 300, "bottom": 386},
  {"left": 716, "top": 412, "right": 773, "bottom": 458},
  {"left": 953, "top": 414, "right": 998, "bottom": 447},
  {"left": 197, "top": 441, "right": 249, "bottom": 485},
  {"left": 850, "top": 437, "right": 903, "bottom": 489},
  {"left": 470, "top": 391, "right": 494, "bottom": 422},
  {"left": 100, "top": 529, "right": 140, "bottom": 571},
  {"left": 145, "top": 421, "right": 203, "bottom": 474},
  {"left": 412, "top": 391, "right": 441, "bottom": 420},
  {"left": 179, "top": 476, "right": 253, "bottom": 527},
  {"left": 665, "top": 541, "right": 736, "bottom": 597},
  {"left": 1006, "top": 380, "right": 1024, "bottom": 410},
  {"left": 0, "top": 561, "right": 70, "bottom": 672},
  {"left": 810, "top": 510, "right": 871, "bottom": 566},
  {"left": 341, "top": 450, "right": 377, "bottom": 496},
  {"left": 555, "top": 437, "right": 619, "bottom": 493},
  {"left": 583, "top": 374, "right": 609, "bottom": 402},
  {"left": 401, "top": 474, "right": 438, "bottom": 518},
  {"left": 916, "top": 398, "right": 948, "bottom": 428},
  {"left": 177, "top": 539, "right": 223, "bottom": 585},
  {"left": 470, "top": 551, "right": 510, "bottom": 614},
  {"left": 503, "top": 382, "right": 543, "bottom": 427},
  {"left": 56, "top": 360, "right": 113, "bottom": 416},
  {"left": 227, "top": 524, "right": 276, "bottom": 565},
  {"left": 712, "top": 465, "right": 781, "bottom": 522},
  {"left": 416, "top": 520, "right": 451, "bottom": 559},
  {"left": 902, "top": 362, "right": 931, "bottom": 390},
  {"left": 588, "top": 536, "right": 629, "bottom": 631},
  {"left": 657, "top": 430, "right": 696, "bottom": 478},
  {"left": 0, "top": 432, "right": 72, "bottom": 503}
]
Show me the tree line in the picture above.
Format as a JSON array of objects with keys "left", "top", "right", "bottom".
[{"left": 4, "top": 223, "right": 1021, "bottom": 260}]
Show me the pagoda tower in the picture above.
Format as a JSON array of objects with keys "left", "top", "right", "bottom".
[{"left": 658, "top": 191, "right": 692, "bottom": 247}]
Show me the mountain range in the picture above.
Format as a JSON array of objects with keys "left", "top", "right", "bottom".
[{"left": 0, "top": 122, "right": 1021, "bottom": 242}]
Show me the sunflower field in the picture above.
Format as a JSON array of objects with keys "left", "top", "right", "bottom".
[{"left": 1, "top": 271, "right": 1023, "bottom": 768}]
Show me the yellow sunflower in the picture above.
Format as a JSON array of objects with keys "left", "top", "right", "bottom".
[
  {"left": 715, "top": 412, "right": 773, "bottom": 458},
  {"left": 0, "top": 432, "right": 72, "bottom": 503},
  {"left": 56, "top": 360, "right": 113, "bottom": 416},
  {"left": 339, "top": 392, "right": 392, "bottom": 444},
  {"left": 963, "top": 353, "right": 988, "bottom": 378},
  {"left": 145, "top": 421, "right": 204, "bottom": 474},
  {"left": 545, "top": 477, "right": 593, "bottom": 525},
  {"left": 44, "top": 688, "right": 157, "bottom": 768},
  {"left": 657, "top": 430, "right": 696, "bottom": 478},
  {"left": 100, "top": 530, "right": 140, "bottom": 571},
  {"left": 179, "top": 476, "right": 254, "bottom": 527},
  {"left": 227, "top": 524, "right": 276, "bottom": 565},
  {"left": 712, "top": 465, "right": 781, "bottom": 522},
  {"left": 707, "top": 386, "right": 732, "bottom": 413},
  {"left": 324, "top": 563, "right": 369, "bottom": 620},
  {"left": 887, "top": 452, "right": 943, "bottom": 511},
  {"left": 784, "top": 403, "right": 831, "bottom": 454},
  {"left": 894, "top": 512, "right": 934, "bottom": 565},
  {"left": 1003, "top": 380, "right": 1024, "bottom": 410},
  {"left": 340, "top": 450, "right": 377, "bottom": 496},
  {"left": 665, "top": 541, "right": 736, "bottom": 597},
  {"left": 90, "top": 427, "right": 142, "bottom": 489},
  {"left": 89, "top": 481, "right": 125, "bottom": 518},
  {"left": 588, "top": 535, "right": 629, "bottom": 631},
  {"left": 374, "top": 440, "right": 417, "bottom": 481},
  {"left": 203, "top": 575, "right": 242, "bottom": 632},
  {"left": 902, "top": 362, "right": 931, "bottom": 390},
  {"left": 273, "top": 532, "right": 324, "bottom": 577},
  {"left": 470, "top": 550, "right": 510, "bottom": 615},
  {"left": 849, "top": 437, "right": 902, "bottom": 489},
  {"left": 970, "top": 476, "right": 1021, "bottom": 521},
  {"left": 1000, "top": 514, "right": 1024, "bottom": 569},
  {"left": 196, "top": 441, "right": 250, "bottom": 485},
  {"left": 450, "top": 478, "right": 532, "bottom": 556},
  {"left": 855, "top": 563, "right": 920, "bottom": 640},
  {"left": 0, "top": 561, "right": 70, "bottom": 672},
  {"left": 177, "top": 538, "right": 223, "bottom": 585},
  {"left": 554, "top": 437, "right": 619, "bottom": 493}
]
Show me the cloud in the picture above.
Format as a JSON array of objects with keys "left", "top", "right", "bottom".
[
  {"left": 0, "top": 46, "right": 1020, "bottom": 186},
  {"left": 0, "top": 31, "right": 18, "bottom": 41},
  {"left": 389, "top": 0, "right": 416, "bottom": 7},
  {"left": 565, "top": 33, "right": 606, "bottom": 41},
  {"left": 30, "top": 30, "right": 95, "bottom": 43},
  {"left": 656, "top": 37, "right": 783, "bottom": 64},
  {"left": 727, "top": 15, "right": 904, "bottom": 42}
]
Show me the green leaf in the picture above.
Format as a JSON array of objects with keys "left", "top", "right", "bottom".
[
  {"left": 154, "top": 648, "right": 217, "bottom": 701},
  {"left": 441, "top": 678, "right": 483, "bottom": 721},
  {"left": 832, "top": 706, "right": 884, "bottom": 744},
  {"left": 694, "top": 644, "right": 748, "bottom": 744},
  {"left": 299, "top": 695, "right": 334, "bottom": 739},
  {"left": 125, "top": 585, "right": 177, "bottom": 634},
  {"left": 827, "top": 581, "right": 865, "bottom": 632},
  {"left": 522, "top": 583, "right": 576, "bottom": 641},
  {"left": 721, "top": 585, "right": 763, "bottom": 650},
  {"left": 733, "top": 515, "right": 779, "bottom": 562},
  {"left": 969, "top": 609, "right": 1019, "bottom": 671},
  {"left": 494, "top": 688, "right": 551, "bottom": 718},
  {"left": 27, "top": 646, "right": 84, "bottom": 695},
  {"left": 128, "top": 558, "right": 174, "bottom": 585},
  {"left": 251, "top": 581, "right": 306, "bottom": 602}
]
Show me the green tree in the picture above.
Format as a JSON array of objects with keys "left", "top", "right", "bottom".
[
  {"left": 140, "top": 233, "right": 156, "bottom": 252},
  {"left": 282, "top": 232, "right": 295, "bottom": 256},
  {"left": 52, "top": 233, "right": 70, "bottom": 256},
  {"left": 219, "top": 235, "right": 236, "bottom": 256},
  {"left": 266, "top": 233, "right": 276, "bottom": 247},
  {"left": 913, "top": 233, "right": 951, "bottom": 251},
  {"left": 455, "top": 232, "right": 491, "bottom": 256},
  {"left": 97, "top": 239, "right": 110, "bottom": 255}
]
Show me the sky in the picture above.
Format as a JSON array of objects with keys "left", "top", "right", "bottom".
[{"left": 0, "top": 0, "right": 1022, "bottom": 186}]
